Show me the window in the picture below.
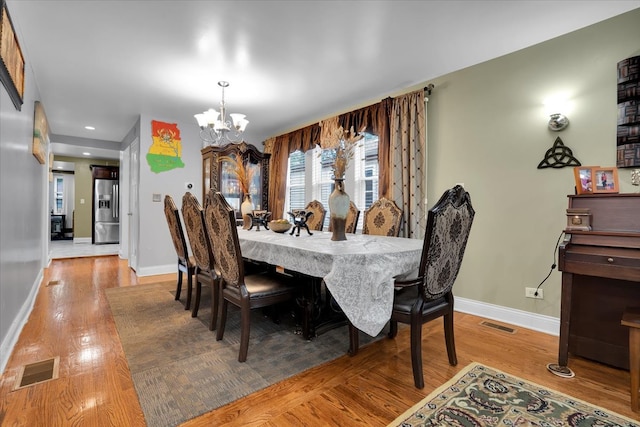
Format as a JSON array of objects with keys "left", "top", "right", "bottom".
[
  {"left": 285, "top": 150, "right": 306, "bottom": 211},
  {"left": 54, "top": 176, "right": 64, "bottom": 214},
  {"left": 284, "top": 133, "right": 379, "bottom": 231}
]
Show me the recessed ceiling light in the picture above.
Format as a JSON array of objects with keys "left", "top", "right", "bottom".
[
  {"left": 84, "top": 126, "right": 95, "bottom": 130},
  {"left": 82, "top": 152, "right": 91, "bottom": 156}
]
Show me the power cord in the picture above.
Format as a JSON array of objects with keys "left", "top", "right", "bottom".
[{"left": 534, "top": 230, "right": 565, "bottom": 297}]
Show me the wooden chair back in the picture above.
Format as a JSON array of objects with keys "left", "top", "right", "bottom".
[
  {"left": 362, "top": 197, "right": 403, "bottom": 237},
  {"left": 305, "top": 200, "right": 326, "bottom": 231},
  {"left": 164, "top": 195, "right": 189, "bottom": 265},
  {"left": 418, "top": 185, "right": 475, "bottom": 300}
]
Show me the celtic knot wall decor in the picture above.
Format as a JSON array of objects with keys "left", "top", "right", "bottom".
[{"left": 537, "top": 137, "right": 581, "bottom": 169}]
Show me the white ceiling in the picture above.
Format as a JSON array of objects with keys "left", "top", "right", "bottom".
[{"left": 7, "top": 1, "right": 640, "bottom": 160}]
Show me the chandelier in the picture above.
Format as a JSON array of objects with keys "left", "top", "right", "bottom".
[{"left": 194, "top": 81, "right": 249, "bottom": 146}]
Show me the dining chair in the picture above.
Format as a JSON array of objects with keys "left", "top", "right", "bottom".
[
  {"left": 181, "top": 192, "right": 220, "bottom": 327},
  {"left": 349, "top": 185, "right": 475, "bottom": 389},
  {"left": 163, "top": 195, "right": 195, "bottom": 310},
  {"left": 328, "top": 201, "right": 360, "bottom": 234},
  {"left": 205, "top": 191, "right": 297, "bottom": 362},
  {"left": 362, "top": 197, "right": 403, "bottom": 237},
  {"left": 304, "top": 200, "right": 326, "bottom": 231}
]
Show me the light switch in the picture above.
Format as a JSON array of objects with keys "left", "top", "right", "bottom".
[
  {"left": 80, "top": 198, "right": 85, "bottom": 204},
  {"left": 152, "top": 193, "right": 162, "bottom": 202}
]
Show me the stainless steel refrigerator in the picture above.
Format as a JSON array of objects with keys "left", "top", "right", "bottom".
[{"left": 94, "top": 178, "right": 119, "bottom": 244}]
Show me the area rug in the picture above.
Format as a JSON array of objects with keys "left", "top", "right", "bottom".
[
  {"left": 106, "top": 281, "right": 363, "bottom": 427},
  {"left": 389, "top": 362, "right": 639, "bottom": 427}
]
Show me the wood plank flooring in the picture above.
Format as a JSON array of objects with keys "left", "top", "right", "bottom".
[{"left": 0, "top": 256, "right": 637, "bottom": 426}]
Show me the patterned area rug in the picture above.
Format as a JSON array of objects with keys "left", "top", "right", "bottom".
[
  {"left": 106, "top": 281, "right": 362, "bottom": 427},
  {"left": 389, "top": 362, "right": 639, "bottom": 427}
]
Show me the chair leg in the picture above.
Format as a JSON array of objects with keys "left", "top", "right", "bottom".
[
  {"left": 185, "top": 270, "right": 193, "bottom": 310},
  {"left": 238, "top": 304, "right": 251, "bottom": 362},
  {"left": 348, "top": 323, "right": 360, "bottom": 355},
  {"left": 388, "top": 320, "right": 398, "bottom": 339},
  {"left": 216, "top": 298, "right": 228, "bottom": 341},
  {"left": 191, "top": 279, "right": 201, "bottom": 318},
  {"left": 410, "top": 318, "right": 424, "bottom": 389},
  {"left": 175, "top": 267, "right": 182, "bottom": 301},
  {"left": 209, "top": 279, "right": 219, "bottom": 331},
  {"left": 444, "top": 311, "right": 458, "bottom": 366}
]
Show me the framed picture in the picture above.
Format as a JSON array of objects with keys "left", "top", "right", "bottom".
[
  {"left": 48, "top": 152, "right": 54, "bottom": 182},
  {"left": 592, "top": 167, "right": 619, "bottom": 194},
  {"left": 32, "top": 101, "right": 49, "bottom": 164},
  {"left": 573, "top": 166, "right": 598, "bottom": 195},
  {"left": 0, "top": 0, "right": 25, "bottom": 110}
]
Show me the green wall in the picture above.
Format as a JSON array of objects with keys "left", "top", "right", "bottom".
[{"left": 423, "top": 9, "right": 640, "bottom": 319}]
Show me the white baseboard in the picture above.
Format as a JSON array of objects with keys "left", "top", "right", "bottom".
[
  {"left": 0, "top": 270, "right": 43, "bottom": 374},
  {"left": 136, "top": 263, "right": 176, "bottom": 277},
  {"left": 456, "top": 296, "right": 559, "bottom": 336},
  {"left": 73, "top": 237, "right": 91, "bottom": 244}
]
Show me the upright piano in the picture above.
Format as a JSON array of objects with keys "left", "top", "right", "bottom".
[{"left": 558, "top": 193, "right": 640, "bottom": 369}]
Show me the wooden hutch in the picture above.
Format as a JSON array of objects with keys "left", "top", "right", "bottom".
[{"left": 201, "top": 142, "right": 270, "bottom": 212}]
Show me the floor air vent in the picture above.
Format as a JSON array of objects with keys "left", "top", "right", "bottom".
[
  {"left": 46, "top": 280, "right": 61, "bottom": 287},
  {"left": 480, "top": 321, "right": 516, "bottom": 334},
  {"left": 14, "top": 357, "right": 59, "bottom": 390}
]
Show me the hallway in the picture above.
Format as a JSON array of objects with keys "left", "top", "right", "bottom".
[{"left": 49, "top": 240, "right": 120, "bottom": 259}]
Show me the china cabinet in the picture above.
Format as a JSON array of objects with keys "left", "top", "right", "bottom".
[{"left": 201, "top": 142, "right": 270, "bottom": 212}]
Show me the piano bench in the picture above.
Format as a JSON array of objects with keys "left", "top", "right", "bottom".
[{"left": 622, "top": 307, "right": 640, "bottom": 413}]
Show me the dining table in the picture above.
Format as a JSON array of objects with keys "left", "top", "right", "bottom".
[{"left": 237, "top": 228, "right": 424, "bottom": 339}]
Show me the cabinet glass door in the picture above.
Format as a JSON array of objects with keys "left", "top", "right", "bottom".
[{"left": 219, "top": 155, "right": 263, "bottom": 211}]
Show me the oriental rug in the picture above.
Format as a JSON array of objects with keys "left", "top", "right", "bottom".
[
  {"left": 389, "top": 362, "right": 639, "bottom": 427},
  {"left": 106, "top": 281, "right": 363, "bottom": 427}
]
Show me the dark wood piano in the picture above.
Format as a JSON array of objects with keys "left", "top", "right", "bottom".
[{"left": 558, "top": 193, "right": 640, "bottom": 370}]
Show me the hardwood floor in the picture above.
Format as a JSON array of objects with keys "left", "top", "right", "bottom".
[{"left": 0, "top": 256, "right": 637, "bottom": 426}]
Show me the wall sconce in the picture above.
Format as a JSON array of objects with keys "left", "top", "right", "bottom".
[{"left": 548, "top": 113, "right": 569, "bottom": 131}]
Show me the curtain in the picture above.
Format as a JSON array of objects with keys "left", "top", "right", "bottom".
[
  {"left": 338, "top": 98, "right": 392, "bottom": 199},
  {"left": 266, "top": 92, "right": 426, "bottom": 228},
  {"left": 266, "top": 124, "right": 319, "bottom": 219},
  {"left": 390, "top": 90, "right": 426, "bottom": 238}
]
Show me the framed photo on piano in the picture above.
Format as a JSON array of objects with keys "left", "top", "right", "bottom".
[
  {"left": 573, "top": 166, "right": 598, "bottom": 195},
  {"left": 592, "top": 167, "right": 619, "bottom": 194}
]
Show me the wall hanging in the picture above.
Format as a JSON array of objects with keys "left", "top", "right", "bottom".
[
  {"left": 0, "top": 0, "right": 24, "bottom": 111},
  {"left": 617, "top": 56, "right": 640, "bottom": 167},
  {"left": 147, "top": 120, "right": 185, "bottom": 173},
  {"left": 32, "top": 101, "right": 49, "bottom": 164},
  {"left": 537, "top": 137, "right": 581, "bottom": 169}
]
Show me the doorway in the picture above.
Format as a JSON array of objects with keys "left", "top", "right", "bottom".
[{"left": 49, "top": 171, "right": 75, "bottom": 241}]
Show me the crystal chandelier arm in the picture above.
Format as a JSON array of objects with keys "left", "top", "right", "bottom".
[{"left": 195, "top": 81, "right": 247, "bottom": 146}]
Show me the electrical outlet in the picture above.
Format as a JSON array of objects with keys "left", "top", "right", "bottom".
[{"left": 525, "top": 287, "right": 543, "bottom": 299}]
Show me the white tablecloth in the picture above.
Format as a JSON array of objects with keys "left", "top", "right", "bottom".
[{"left": 237, "top": 228, "right": 423, "bottom": 336}]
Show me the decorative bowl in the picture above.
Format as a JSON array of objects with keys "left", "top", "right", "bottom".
[{"left": 269, "top": 221, "right": 292, "bottom": 233}]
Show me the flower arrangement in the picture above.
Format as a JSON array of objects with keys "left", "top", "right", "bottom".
[
  {"left": 319, "top": 121, "right": 365, "bottom": 179},
  {"left": 219, "top": 156, "right": 255, "bottom": 194}
]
